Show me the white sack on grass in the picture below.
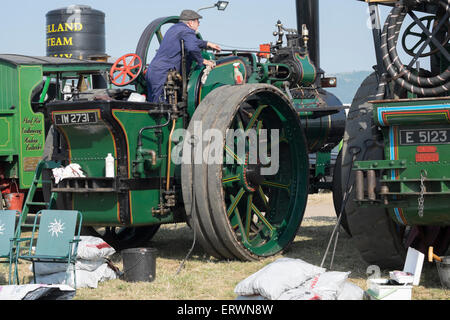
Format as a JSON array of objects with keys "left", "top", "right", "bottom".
[
  {"left": 76, "top": 236, "right": 116, "bottom": 261},
  {"left": 304, "top": 271, "right": 350, "bottom": 300},
  {"left": 29, "top": 236, "right": 117, "bottom": 289},
  {"left": 276, "top": 287, "right": 318, "bottom": 300},
  {"left": 278, "top": 271, "right": 350, "bottom": 300},
  {"left": 32, "top": 259, "right": 106, "bottom": 275},
  {"left": 35, "top": 263, "right": 117, "bottom": 289},
  {"left": 236, "top": 295, "right": 267, "bottom": 300},
  {"left": 337, "top": 281, "right": 365, "bottom": 300},
  {"left": 0, "top": 284, "right": 75, "bottom": 300},
  {"left": 234, "top": 258, "right": 326, "bottom": 300}
]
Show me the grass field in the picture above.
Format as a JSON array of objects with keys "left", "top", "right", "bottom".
[{"left": 1, "top": 194, "right": 449, "bottom": 300}]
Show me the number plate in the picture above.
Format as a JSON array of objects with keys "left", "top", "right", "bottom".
[
  {"left": 54, "top": 112, "right": 98, "bottom": 125},
  {"left": 399, "top": 128, "right": 450, "bottom": 145}
]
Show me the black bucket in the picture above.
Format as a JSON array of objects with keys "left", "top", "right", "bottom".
[
  {"left": 436, "top": 256, "right": 450, "bottom": 289},
  {"left": 121, "top": 247, "right": 157, "bottom": 282}
]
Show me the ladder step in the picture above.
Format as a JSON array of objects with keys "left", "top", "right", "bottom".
[{"left": 26, "top": 202, "right": 49, "bottom": 206}]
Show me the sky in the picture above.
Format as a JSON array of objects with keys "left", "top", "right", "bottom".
[{"left": 0, "top": 0, "right": 391, "bottom": 74}]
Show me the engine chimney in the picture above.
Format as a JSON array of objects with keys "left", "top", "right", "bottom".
[{"left": 296, "top": 0, "right": 320, "bottom": 70}]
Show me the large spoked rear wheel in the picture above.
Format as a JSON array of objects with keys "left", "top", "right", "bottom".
[{"left": 182, "top": 84, "right": 309, "bottom": 261}]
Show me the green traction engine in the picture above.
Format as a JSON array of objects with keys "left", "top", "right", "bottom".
[
  {"left": 338, "top": 0, "right": 450, "bottom": 268},
  {"left": 43, "top": 4, "right": 346, "bottom": 260}
]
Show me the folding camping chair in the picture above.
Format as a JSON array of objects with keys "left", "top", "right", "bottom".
[
  {"left": 14, "top": 210, "right": 83, "bottom": 288},
  {"left": 0, "top": 210, "right": 19, "bottom": 284}
]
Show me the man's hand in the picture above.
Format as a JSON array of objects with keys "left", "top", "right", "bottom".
[
  {"left": 207, "top": 42, "right": 221, "bottom": 52},
  {"left": 203, "top": 59, "right": 216, "bottom": 68}
]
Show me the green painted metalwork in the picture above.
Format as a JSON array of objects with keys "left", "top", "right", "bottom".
[
  {"left": 353, "top": 159, "right": 407, "bottom": 170},
  {"left": 111, "top": 109, "right": 182, "bottom": 226},
  {"left": 354, "top": 97, "right": 450, "bottom": 226},
  {"left": 374, "top": 98, "right": 450, "bottom": 127},
  {"left": 0, "top": 55, "right": 111, "bottom": 191},
  {"left": 55, "top": 108, "right": 120, "bottom": 225},
  {"left": 315, "top": 151, "right": 331, "bottom": 177},
  {"left": 294, "top": 53, "right": 316, "bottom": 86}
]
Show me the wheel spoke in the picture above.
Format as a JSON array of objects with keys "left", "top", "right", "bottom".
[
  {"left": 260, "top": 128, "right": 287, "bottom": 153},
  {"left": 245, "top": 194, "right": 253, "bottom": 238},
  {"left": 129, "top": 55, "right": 137, "bottom": 65},
  {"left": 255, "top": 120, "right": 264, "bottom": 146},
  {"left": 408, "top": 31, "right": 424, "bottom": 38},
  {"left": 261, "top": 180, "right": 291, "bottom": 194},
  {"left": 257, "top": 186, "right": 270, "bottom": 211},
  {"left": 114, "top": 71, "right": 126, "bottom": 82},
  {"left": 222, "top": 174, "right": 240, "bottom": 185},
  {"left": 156, "top": 29, "right": 163, "bottom": 43},
  {"left": 225, "top": 144, "right": 243, "bottom": 164},
  {"left": 129, "top": 64, "right": 141, "bottom": 70},
  {"left": 126, "top": 69, "right": 135, "bottom": 78},
  {"left": 227, "top": 188, "right": 245, "bottom": 217},
  {"left": 235, "top": 113, "right": 245, "bottom": 130},
  {"left": 229, "top": 193, "right": 250, "bottom": 244},
  {"left": 426, "top": 17, "right": 432, "bottom": 30},
  {"left": 410, "top": 39, "right": 425, "bottom": 52},
  {"left": 252, "top": 203, "right": 274, "bottom": 234},
  {"left": 245, "top": 105, "right": 267, "bottom": 131}
]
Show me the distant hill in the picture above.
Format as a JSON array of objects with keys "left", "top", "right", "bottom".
[{"left": 324, "top": 70, "right": 372, "bottom": 105}]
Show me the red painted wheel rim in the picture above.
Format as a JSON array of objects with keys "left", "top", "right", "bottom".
[{"left": 109, "top": 53, "right": 142, "bottom": 86}]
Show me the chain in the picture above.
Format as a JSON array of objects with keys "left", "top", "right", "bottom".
[{"left": 418, "top": 170, "right": 426, "bottom": 218}]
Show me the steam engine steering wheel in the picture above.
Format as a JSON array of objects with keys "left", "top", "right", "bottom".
[
  {"left": 109, "top": 53, "right": 143, "bottom": 86},
  {"left": 402, "top": 15, "right": 450, "bottom": 58}
]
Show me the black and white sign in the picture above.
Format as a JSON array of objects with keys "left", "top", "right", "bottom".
[
  {"left": 400, "top": 128, "right": 450, "bottom": 145},
  {"left": 54, "top": 112, "right": 98, "bottom": 125}
]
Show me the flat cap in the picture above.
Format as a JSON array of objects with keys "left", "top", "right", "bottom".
[{"left": 179, "top": 9, "right": 203, "bottom": 20}]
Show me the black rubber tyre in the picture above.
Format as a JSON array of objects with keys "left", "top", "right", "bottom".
[
  {"left": 332, "top": 149, "right": 352, "bottom": 236},
  {"left": 341, "top": 72, "right": 406, "bottom": 269}
]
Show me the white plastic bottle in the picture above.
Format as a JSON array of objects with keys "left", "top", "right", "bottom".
[
  {"left": 233, "top": 63, "right": 244, "bottom": 85},
  {"left": 105, "top": 153, "right": 115, "bottom": 178}
]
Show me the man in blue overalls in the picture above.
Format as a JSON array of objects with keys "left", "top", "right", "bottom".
[{"left": 145, "top": 9, "right": 221, "bottom": 103}]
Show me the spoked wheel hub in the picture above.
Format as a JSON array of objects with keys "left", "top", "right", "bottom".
[{"left": 243, "top": 160, "right": 265, "bottom": 191}]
